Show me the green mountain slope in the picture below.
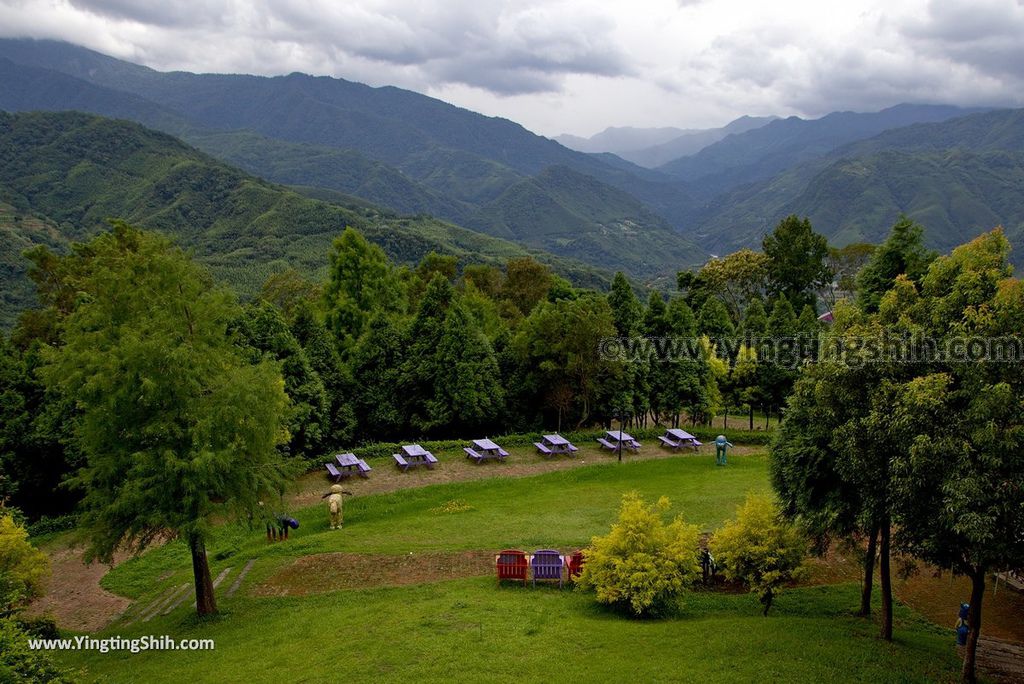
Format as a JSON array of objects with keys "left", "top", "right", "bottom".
[
  {"left": 693, "top": 108, "right": 1024, "bottom": 256},
  {"left": 0, "top": 38, "right": 706, "bottom": 275},
  {"left": 0, "top": 111, "right": 612, "bottom": 329}
]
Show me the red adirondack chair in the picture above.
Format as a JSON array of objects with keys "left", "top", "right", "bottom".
[
  {"left": 495, "top": 549, "right": 529, "bottom": 586},
  {"left": 567, "top": 550, "right": 586, "bottom": 580}
]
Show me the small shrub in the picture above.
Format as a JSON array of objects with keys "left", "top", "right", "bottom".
[
  {"left": 429, "top": 499, "right": 475, "bottom": 514},
  {"left": 0, "top": 512, "right": 50, "bottom": 616},
  {"left": 575, "top": 492, "right": 701, "bottom": 617},
  {"left": 0, "top": 618, "right": 74, "bottom": 683},
  {"left": 711, "top": 494, "right": 807, "bottom": 616}
]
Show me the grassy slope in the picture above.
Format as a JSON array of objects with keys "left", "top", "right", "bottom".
[{"left": 56, "top": 451, "right": 962, "bottom": 683}]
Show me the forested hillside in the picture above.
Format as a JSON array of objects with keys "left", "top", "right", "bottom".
[{"left": 0, "top": 111, "right": 611, "bottom": 328}]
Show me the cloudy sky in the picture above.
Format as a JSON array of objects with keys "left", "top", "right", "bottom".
[{"left": 1, "top": 0, "right": 1023, "bottom": 137}]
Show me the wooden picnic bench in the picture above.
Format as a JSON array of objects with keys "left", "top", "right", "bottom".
[
  {"left": 597, "top": 431, "right": 641, "bottom": 452},
  {"left": 659, "top": 428, "right": 702, "bottom": 452}
]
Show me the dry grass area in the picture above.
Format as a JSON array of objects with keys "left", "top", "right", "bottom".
[{"left": 24, "top": 546, "right": 132, "bottom": 632}]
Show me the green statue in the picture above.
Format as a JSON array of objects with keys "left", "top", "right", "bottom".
[{"left": 715, "top": 435, "right": 733, "bottom": 466}]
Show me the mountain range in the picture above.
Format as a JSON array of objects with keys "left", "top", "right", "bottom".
[{"left": 1, "top": 37, "right": 1024, "bottom": 303}]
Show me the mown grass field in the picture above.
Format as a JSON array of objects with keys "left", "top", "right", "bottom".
[{"left": 54, "top": 451, "right": 965, "bottom": 682}]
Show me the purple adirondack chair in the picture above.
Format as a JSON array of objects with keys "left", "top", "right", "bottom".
[{"left": 531, "top": 549, "right": 565, "bottom": 588}]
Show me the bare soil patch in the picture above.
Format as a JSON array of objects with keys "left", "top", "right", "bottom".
[
  {"left": 24, "top": 546, "right": 131, "bottom": 633},
  {"left": 252, "top": 550, "right": 497, "bottom": 596}
]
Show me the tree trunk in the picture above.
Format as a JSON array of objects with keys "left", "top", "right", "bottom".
[
  {"left": 859, "top": 525, "right": 879, "bottom": 617},
  {"left": 723, "top": 406, "right": 728, "bottom": 429},
  {"left": 961, "top": 568, "right": 986, "bottom": 684},
  {"left": 879, "top": 519, "right": 893, "bottom": 641},
  {"left": 764, "top": 406, "right": 770, "bottom": 430},
  {"left": 189, "top": 532, "right": 218, "bottom": 617},
  {"left": 748, "top": 404, "right": 754, "bottom": 431}
]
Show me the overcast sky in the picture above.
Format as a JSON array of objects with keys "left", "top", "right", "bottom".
[{"left": 2, "top": 0, "right": 1023, "bottom": 138}]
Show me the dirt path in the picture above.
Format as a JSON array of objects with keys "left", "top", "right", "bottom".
[{"left": 23, "top": 546, "right": 131, "bottom": 633}]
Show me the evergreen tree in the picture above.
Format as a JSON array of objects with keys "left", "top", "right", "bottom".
[
  {"left": 740, "top": 299, "right": 768, "bottom": 340},
  {"left": 40, "top": 223, "right": 291, "bottom": 617},
  {"left": 762, "top": 215, "right": 831, "bottom": 309},
  {"left": 290, "top": 305, "right": 356, "bottom": 446},
  {"left": 323, "top": 227, "right": 405, "bottom": 353},
  {"left": 350, "top": 314, "right": 407, "bottom": 440},
  {"left": 234, "top": 302, "right": 330, "bottom": 458},
  {"left": 856, "top": 216, "right": 936, "bottom": 313},
  {"left": 696, "top": 297, "right": 735, "bottom": 339}
]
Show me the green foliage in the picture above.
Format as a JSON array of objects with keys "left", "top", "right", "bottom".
[
  {"left": 38, "top": 224, "right": 293, "bottom": 565},
  {"left": 762, "top": 215, "right": 831, "bottom": 309},
  {"left": 0, "top": 511, "right": 49, "bottom": 614},
  {"left": 323, "top": 227, "right": 405, "bottom": 352},
  {"left": 697, "top": 249, "right": 770, "bottom": 320},
  {"left": 856, "top": 216, "right": 935, "bottom": 312},
  {"left": 576, "top": 492, "right": 701, "bottom": 616},
  {"left": 607, "top": 272, "right": 642, "bottom": 336},
  {"left": 711, "top": 494, "right": 807, "bottom": 615},
  {"left": 696, "top": 297, "right": 735, "bottom": 338},
  {"left": 0, "top": 618, "right": 74, "bottom": 683},
  {"left": 233, "top": 302, "right": 330, "bottom": 458}
]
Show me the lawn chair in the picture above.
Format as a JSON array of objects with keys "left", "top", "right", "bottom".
[
  {"left": 567, "top": 550, "right": 586, "bottom": 580},
  {"left": 531, "top": 549, "right": 565, "bottom": 588},
  {"left": 496, "top": 549, "right": 529, "bottom": 586}
]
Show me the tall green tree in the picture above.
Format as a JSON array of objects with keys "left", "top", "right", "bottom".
[
  {"left": 762, "top": 215, "right": 831, "bottom": 309},
  {"left": 40, "top": 224, "right": 291, "bottom": 616},
  {"left": 350, "top": 313, "right": 407, "bottom": 440},
  {"left": 696, "top": 297, "right": 735, "bottom": 339},
  {"left": 856, "top": 216, "right": 935, "bottom": 313},
  {"left": 323, "top": 227, "right": 405, "bottom": 353}
]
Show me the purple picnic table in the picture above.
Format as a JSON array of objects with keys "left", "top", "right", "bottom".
[
  {"left": 333, "top": 453, "right": 372, "bottom": 478},
  {"left": 535, "top": 434, "right": 578, "bottom": 456},
  {"left": 658, "top": 428, "right": 703, "bottom": 452},
  {"left": 597, "top": 430, "right": 641, "bottom": 452},
  {"left": 465, "top": 438, "right": 508, "bottom": 462},
  {"left": 394, "top": 444, "right": 438, "bottom": 471}
]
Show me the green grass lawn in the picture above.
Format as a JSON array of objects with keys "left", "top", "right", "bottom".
[{"left": 55, "top": 452, "right": 966, "bottom": 682}]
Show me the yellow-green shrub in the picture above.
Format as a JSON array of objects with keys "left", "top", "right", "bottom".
[
  {"left": 576, "top": 492, "right": 701, "bottom": 617},
  {"left": 711, "top": 493, "right": 807, "bottom": 615},
  {"left": 0, "top": 511, "right": 50, "bottom": 615}
]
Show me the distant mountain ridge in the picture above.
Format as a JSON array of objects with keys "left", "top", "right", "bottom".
[
  {"left": 558, "top": 116, "right": 777, "bottom": 168},
  {"left": 0, "top": 38, "right": 708, "bottom": 278}
]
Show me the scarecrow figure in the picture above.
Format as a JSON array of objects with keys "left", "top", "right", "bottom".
[
  {"left": 322, "top": 484, "right": 352, "bottom": 529},
  {"left": 715, "top": 435, "right": 733, "bottom": 466}
]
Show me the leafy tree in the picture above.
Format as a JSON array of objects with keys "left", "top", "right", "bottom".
[
  {"left": 503, "top": 256, "right": 553, "bottom": 315},
  {"left": 259, "top": 268, "right": 321, "bottom": 322},
  {"left": 607, "top": 272, "right": 642, "bottom": 337},
  {"left": 880, "top": 230, "right": 1024, "bottom": 682},
  {"left": 40, "top": 224, "right": 291, "bottom": 616},
  {"left": 711, "top": 494, "right": 807, "bottom": 616},
  {"left": 762, "top": 215, "right": 831, "bottom": 309},
  {"left": 513, "top": 295, "right": 619, "bottom": 428},
  {"left": 409, "top": 252, "right": 459, "bottom": 305},
  {"left": 576, "top": 492, "right": 701, "bottom": 617},
  {"left": 796, "top": 304, "right": 820, "bottom": 335},
  {"left": 0, "top": 617, "right": 74, "bottom": 683},
  {"left": 698, "top": 249, "right": 770, "bottom": 320},
  {"left": 856, "top": 216, "right": 935, "bottom": 313},
  {"left": 607, "top": 274, "right": 644, "bottom": 424},
  {"left": 323, "top": 227, "right": 405, "bottom": 353},
  {"left": 462, "top": 264, "right": 504, "bottom": 300}
]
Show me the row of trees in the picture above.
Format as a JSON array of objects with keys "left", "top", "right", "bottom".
[{"left": 772, "top": 225, "right": 1024, "bottom": 683}]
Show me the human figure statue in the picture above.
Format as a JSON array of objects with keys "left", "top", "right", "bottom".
[
  {"left": 322, "top": 484, "right": 352, "bottom": 530},
  {"left": 715, "top": 435, "right": 733, "bottom": 466}
]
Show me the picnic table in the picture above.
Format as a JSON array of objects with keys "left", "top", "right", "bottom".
[
  {"left": 596, "top": 430, "right": 641, "bottom": 452},
  {"left": 464, "top": 438, "right": 508, "bottom": 463},
  {"left": 325, "top": 453, "right": 372, "bottom": 481},
  {"left": 393, "top": 444, "right": 438, "bottom": 471},
  {"left": 534, "top": 434, "right": 578, "bottom": 457},
  {"left": 658, "top": 428, "right": 703, "bottom": 452}
]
